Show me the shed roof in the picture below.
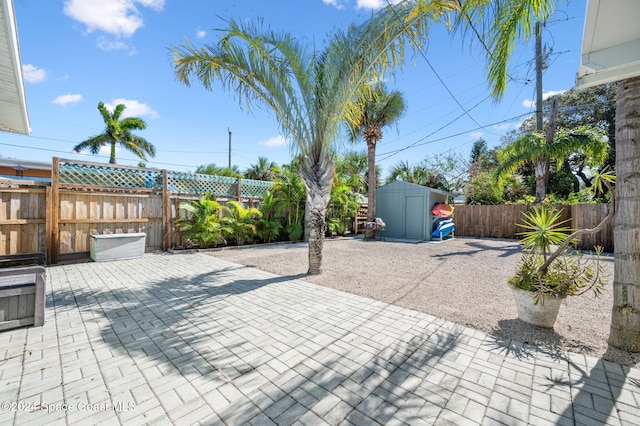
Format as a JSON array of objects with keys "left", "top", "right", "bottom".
[
  {"left": 577, "top": 0, "right": 640, "bottom": 88},
  {"left": 377, "top": 180, "right": 452, "bottom": 197},
  {"left": 0, "top": 0, "right": 30, "bottom": 135}
]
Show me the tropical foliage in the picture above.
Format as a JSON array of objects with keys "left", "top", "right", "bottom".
[
  {"left": 174, "top": 193, "right": 227, "bottom": 248},
  {"left": 73, "top": 102, "right": 155, "bottom": 165},
  {"left": 245, "top": 157, "right": 278, "bottom": 181},
  {"left": 495, "top": 125, "right": 609, "bottom": 202},
  {"left": 347, "top": 84, "right": 406, "bottom": 239},
  {"left": 221, "top": 201, "right": 262, "bottom": 246},
  {"left": 509, "top": 204, "right": 607, "bottom": 302},
  {"left": 196, "top": 163, "right": 243, "bottom": 178},
  {"left": 171, "top": 0, "right": 452, "bottom": 274}
]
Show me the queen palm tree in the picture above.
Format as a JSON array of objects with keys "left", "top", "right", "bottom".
[
  {"left": 495, "top": 125, "right": 608, "bottom": 202},
  {"left": 73, "top": 102, "right": 155, "bottom": 164},
  {"left": 171, "top": 1, "right": 450, "bottom": 274},
  {"left": 245, "top": 157, "right": 278, "bottom": 181},
  {"left": 347, "top": 84, "right": 406, "bottom": 240},
  {"left": 453, "top": 0, "right": 640, "bottom": 350}
]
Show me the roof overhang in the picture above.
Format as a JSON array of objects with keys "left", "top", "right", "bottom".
[
  {"left": 0, "top": 158, "right": 51, "bottom": 170},
  {"left": 0, "top": 0, "right": 30, "bottom": 134},
  {"left": 576, "top": 0, "right": 640, "bottom": 89}
]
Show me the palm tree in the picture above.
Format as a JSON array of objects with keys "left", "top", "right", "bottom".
[
  {"left": 221, "top": 201, "right": 262, "bottom": 246},
  {"left": 386, "top": 160, "right": 449, "bottom": 190},
  {"left": 196, "top": 163, "right": 243, "bottom": 178},
  {"left": 171, "top": 1, "right": 448, "bottom": 274},
  {"left": 453, "top": 0, "right": 640, "bottom": 350},
  {"left": 73, "top": 102, "right": 155, "bottom": 164},
  {"left": 347, "top": 84, "right": 406, "bottom": 240},
  {"left": 335, "top": 151, "right": 369, "bottom": 194},
  {"left": 175, "top": 193, "right": 228, "bottom": 248},
  {"left": 245, "top": 157, "right": 278, "bottom": 181},
  {"left": 495, "top": 125, "right": 608, "bottom": 202},
  {"left": 609, "top": 76, "right": 640, "bottom": 351}
]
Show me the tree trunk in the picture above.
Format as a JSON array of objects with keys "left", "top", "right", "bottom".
[
  {"left": 609, "top": 76, "right": 640, "bottom": 352},
  {"left": 306, "top": 196, "right": 327, "bottom": 275},
  {"left": 365, "top": 139, "right": 377, "bottom": 240},
  {"left": 299, "top": 158, "right": 334, "bottom": 275},
  {"left": 109, "top": 143, "right": 117, "bottom": 164},
  {"left": 534, "top": 158, "right": 549, "bottom": 203},
  {"left": 534, "top": 97, "right": 558, "bottom": 203}
]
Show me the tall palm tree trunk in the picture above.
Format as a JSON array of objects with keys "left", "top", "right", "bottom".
[
  {"left": 300, "top": 161, "right": 334, "bottom": 275},
  {"left": 365, "top": 140, "right": 377, "bottom": 240},
  {"left": 609, "top": 75, "right": 640, "bottom": 352},
  {"left": 109, "top": 143, "right": 117, "bottom": 164}
]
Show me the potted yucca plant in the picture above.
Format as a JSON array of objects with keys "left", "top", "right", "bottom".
[{"left": 509, "top": 170, "right": 615, "bottom": 327}]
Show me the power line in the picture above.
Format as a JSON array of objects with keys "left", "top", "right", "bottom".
[{"left": 377, "top": 112, "right": 533, "bottom": 161}]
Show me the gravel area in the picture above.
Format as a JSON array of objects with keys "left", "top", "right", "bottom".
[{"left": 205, "top": 236, "right": 639, "bottom": 368}]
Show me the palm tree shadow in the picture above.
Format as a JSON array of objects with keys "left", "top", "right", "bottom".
[
  {"left": 66, "top": 256, "right": 470, "bottom": 424},
  {"left": 89, "top": 265, "right": 308, "bottom": 374},
  {"left": 485, "top": 321, "right": 638, "bottom": 425},
  {"left": 432, "top": 240, "right": 521, "bottom": 259}
]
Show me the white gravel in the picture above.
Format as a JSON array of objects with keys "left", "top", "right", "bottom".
[{"left": 205, "top": 236, "right": 639, "bottom": 368}]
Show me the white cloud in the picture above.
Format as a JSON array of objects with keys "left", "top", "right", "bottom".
[
  {"left": 195, "top": 29, "right": 206, "bottom": 39},
  {"left": 53, "top": 94, "right": 83, "bottom": 105},
  {"left": 259, "top": 135, "right": 288, "bottom": 148},
  {"left": 63, "top": 0, "right": 165, "bottom": 38},
  {"left": 105, "top": 98, "right": 159, "bottom": 119},
  {"left": 22, "top": 64, "right": 47, "bottom": 83},
  {"left": 493, "top": 123, "right": 512, "bottom": 131},
  {"left": 522, "top": 99, "right": 535, "bottom": 108},
  {"left": 469, "top": 131, "right": 484, "bottom": 139},
  {"left": 522, "top": 90, "right": 567, "bottom": 109},
  {"left": 99, "top": 146, "right": 119, "bottom": 156},
  {"left": 356, "top": 0, "right": 402, "bottom": 9},
  {"left": 97, "top": 37, "right": 132, "bottom": 52},
  {"left": 323, "top": 0, "right": 345, "bottom": 9}
]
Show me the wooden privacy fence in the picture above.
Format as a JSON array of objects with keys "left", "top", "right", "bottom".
[
  {"left": 0, "top": 158, "right": 272, "bottom": 264},
  {"left": 454, "top": 203, "right": 614, "bottom": 252}
]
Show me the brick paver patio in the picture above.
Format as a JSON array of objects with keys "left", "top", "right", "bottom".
[{"left": 1, "top": 253, "right": 639, "bottom": 425}]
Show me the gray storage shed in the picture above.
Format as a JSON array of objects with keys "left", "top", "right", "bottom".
[{"left": 375, "top": 181, "right": 451, "bottom": 241}]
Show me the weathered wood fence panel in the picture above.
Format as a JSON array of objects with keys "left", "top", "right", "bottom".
[
  {"left": 455, "top": 203, "right": 613, "bottom": 252},
  {"left": 0, "top": 185, "right": 47, "bottom": 255},
  {"left": 0, "top": 158, "right": 274, "bottom": 263},
  {"left": 57, "top": 190, "right": 164, "bottom": 255},
  {"left": 454, "top": 205, "right": 528, "bottom": 239},
  {"left": 571, "top": 204, "right": 614, "bottom": 252}
]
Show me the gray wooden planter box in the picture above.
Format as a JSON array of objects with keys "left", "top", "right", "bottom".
[
  {"left": 90, "top": 233, "right": 146, "bottom": 262},
  {"left": 0, "top": 253, "right": 46, "bottom": 331}
]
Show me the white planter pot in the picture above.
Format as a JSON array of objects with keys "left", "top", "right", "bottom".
[{"left": 512, "top": 287, "right": 565, "bottom": 328}]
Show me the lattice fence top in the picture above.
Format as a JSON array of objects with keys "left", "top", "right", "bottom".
[
  {"left": 58, "top": 160, "right": 273, "bottom": 198},
  {"left": 60, "top": 162, "right": 162, "bottom": 189}
]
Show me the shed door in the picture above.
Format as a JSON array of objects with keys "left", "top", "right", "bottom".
[{"left": 404, "top": 196, "right": 424, "bottom": 239}]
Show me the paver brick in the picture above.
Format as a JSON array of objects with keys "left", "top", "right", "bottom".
[{"left": 2, "top": 253, "right": 640, "bottom": 426}]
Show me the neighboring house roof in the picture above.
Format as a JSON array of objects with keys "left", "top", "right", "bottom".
[
  {"left": 577, "top": 0, "right": 640, "bottom": 88},
  {"left": 0, "top": 0, "right": 30, "bottom": 134},
  {"left": 0, "top": 157, "right": 51, "bottom": 170}
]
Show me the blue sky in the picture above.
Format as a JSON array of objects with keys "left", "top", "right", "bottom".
[{"left": 6, "top": 0, "right": 584, "bottom": 179}]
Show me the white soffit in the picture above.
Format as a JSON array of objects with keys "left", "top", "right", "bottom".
[
  {"left": 577, "top": 0, "right": 640, "bottom": 88},
  {"left": 0, "top": 0, "right": 30, "bottom": 135}
]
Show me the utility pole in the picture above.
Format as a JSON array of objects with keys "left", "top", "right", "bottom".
[
  {"left": 228, "top": 128, "right": 232, "bottom": 169},
  {"left": 535, "top": 21, "right": 543, "bottom": 132}
]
